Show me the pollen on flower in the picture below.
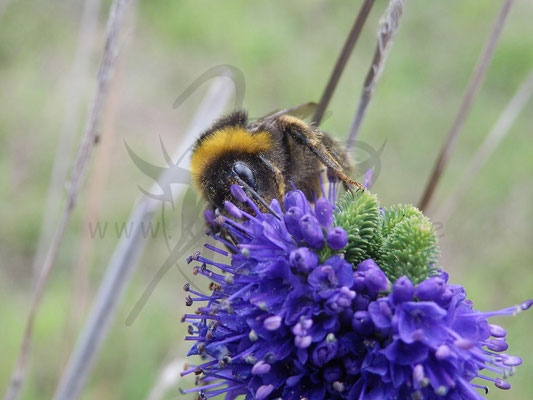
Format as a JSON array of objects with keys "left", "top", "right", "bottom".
[{"left": 181, "top": 181, "right": 530, "bottom": 400}]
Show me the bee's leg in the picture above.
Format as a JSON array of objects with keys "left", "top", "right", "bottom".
[
  {"left": 315, "top": 131, "right": 353, "bottom": 174},
  {"left": 278, "top": 115, "right": 363, "bottom": 191},
  {"left": 315, "top": 131, "right": 354, "bottom": 192},
  {"left": 259, "top": 155, "right": 286, "bottom": 201}
]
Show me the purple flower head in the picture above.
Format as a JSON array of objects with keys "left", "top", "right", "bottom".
[
  {"left": 362, "top": 274, "right": 531, "bottom": 399},
  {"left": 182, "top": 182, "right": 531, "bottom": 399}
]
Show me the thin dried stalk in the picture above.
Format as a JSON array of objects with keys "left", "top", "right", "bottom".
[
  {"left": 52, "top": 77, "right": 235, "bottom": 400},
  {"left": 345, "top": 0, "right": 405, "bottom": 152},
  {"left": 4, "top": 1, "right": 131, "bottom": 399},
  {"left": 312, "top": 0, "right": 376, "bottom": 126},
  {"left": 418, "top": 0, "right": 516, "bottom": 212},
  {"left": 59, "top": 47, "right": 124, "bottom": 370},
  {"left": 434, "top": 69, "right": 533, "bottom": 223},
  {"left": 31, "top": 0, "right": 101, "bottom": 278}
]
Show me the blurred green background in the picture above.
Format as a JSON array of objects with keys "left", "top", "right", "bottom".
[{"left": 1, "top": 0, "right": 532, "bottom": 399}]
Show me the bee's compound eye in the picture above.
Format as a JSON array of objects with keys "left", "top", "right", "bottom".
[{"left": 232, "top": 161, "right": 257, "bottom": 190}]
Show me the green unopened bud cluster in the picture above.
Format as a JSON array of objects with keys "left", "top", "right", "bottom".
[{"left": 327, "top": 190, "right": 439, "bottom": 284}]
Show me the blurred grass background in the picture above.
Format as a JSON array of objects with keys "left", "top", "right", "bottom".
[{"left": 1, "top": 0, "right": 532, "bottom": 399}]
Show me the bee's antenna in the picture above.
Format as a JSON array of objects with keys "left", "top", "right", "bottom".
[{"left": 234, "top": 176, "right": 282, "bottom": 220}]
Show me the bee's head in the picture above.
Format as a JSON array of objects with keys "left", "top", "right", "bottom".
[
  {"left": 202, "top": 158, "right": 262, "bottom": 210},
  {"left": 191, "top": 111, "right": 279, "bottom": 214}
]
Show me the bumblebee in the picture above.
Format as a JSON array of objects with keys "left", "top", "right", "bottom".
[{"left": 190, "top": 108, "right": 361, "bottom": 215}]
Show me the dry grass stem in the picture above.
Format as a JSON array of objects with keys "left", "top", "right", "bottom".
[
  {"left": 31, "top": 0, "right": 102, "bottom": 278},
  {"left": 434, "top": 69, "right": 533, "bottom": 223},
  {"left": 345, "top": 0, "right": 405, "bottom": 152},
  {"left": 52, "top": 77, "right": 235, "bottom": 400},
  {"left": 59, "top": 48, "right": 124, "bottom": 372},
  {"left": 4, "top": 1, "right": 132, "bottom": 399},
  {"left": 418, "top": 0, "right": 516, "bottom": 212},
  {"left": 312, "top": 0, "right": 375, "bottom": 126}
]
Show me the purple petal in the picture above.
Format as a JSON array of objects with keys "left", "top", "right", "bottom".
[
  {"left": 392, "top": 276, "right": 414, "bottom": 304},
  {"left": 315, "top": 197, "right": 333, "bottom": 228},
  {"left": 326, "top": 227, "right": 348, "bottom": 250},
  {"left": 256, "top": 384, "right": 274, "bottom": 399}
]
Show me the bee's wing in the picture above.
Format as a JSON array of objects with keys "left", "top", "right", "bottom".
[{"left": 254, "top": 102, "right": 318, "bottom": 124}]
